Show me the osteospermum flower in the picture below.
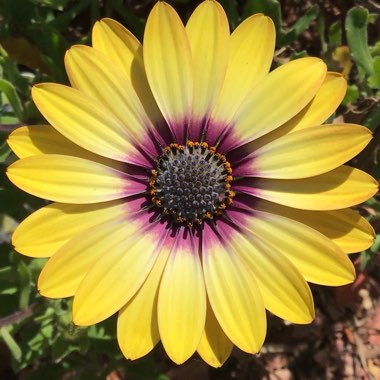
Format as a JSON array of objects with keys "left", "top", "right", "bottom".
[{"left": 6, "top": 0, "right": 378, "bottom": 367}]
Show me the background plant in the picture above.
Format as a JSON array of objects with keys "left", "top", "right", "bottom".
[{"left": 0, "top": 0, "right": 379, "bottom": 379}]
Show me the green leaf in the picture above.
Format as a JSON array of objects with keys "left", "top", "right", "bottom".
[
  {"left": 0, "top": 79, "right": 24, "bottom": 120},
  {"left": 317, "top": 15, "right": 327, "bottom": 53},
  {"left": 243, "top": 0, "right": 281, "bottom": 32},
  {"left": 328, "top": 21, "right": 342, "bottom": 46},
  {"left": 0, "top": 287, "right": 18, "bottom": 295},
  {"left": 363, "top": 103, "right": 380, "bottom": 132},
  {"left": 30, "top": 0, "right": 70, "bottom": 10},
  {"left": 370, "top": 235, "right": 380, "bottom": 253},
  {"left": 0, "top": 141, "right": 11, "bottom": 163},
  {"left": 360, "top": 250, "right": 372, "bottom": 269},
  {"left": 292, "top": 5, "right": 319, "bottom": 36},
  {"left": 368, "top": 56, "right": 380, "bottom": 89},
  {"left": 0, "top": 267, "right": 15, "bottom": 281},
  {"left": 243, "top": 0, "right": 318, "bottom": 46},
  {"left": 345, "top": 7, "right": 374, "bottom": 75},
  {"left": 26, "top": 24, "right": 69, "bottom": 83},
  {"left": 0, "top": 326, "right": 22, "bottom": 362},
  {"left": 27, "top": 324, "right": 53, "bottom": 351},
  {"left": 51, "top": 335, "right": 78, "bottom": 361},
  {"left": 361, "top": 235, "right": 380, "bottom": 269},
  {"left": 17, "top": 260, "right": 31, "bottom": 309},
  {"left": 219, "top": 0, "right": 240, "bottom": 28},
  {"left": 370, "top": 41, "right": 380, "bottom": 57},
  {"left": 342, "top": 84, "right": 359, "bottom": 106},
  {"left": 49, "top": 0, "right": 91, "bottom": 30}
]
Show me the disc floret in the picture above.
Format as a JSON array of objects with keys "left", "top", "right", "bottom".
[{"left": 150, "top": 141, "right": 234, "bottom": 227}]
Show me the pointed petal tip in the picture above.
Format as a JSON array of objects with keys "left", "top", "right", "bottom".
[
  {"left": 31, "top": 83, "right": 53, "bottom": 102},
  {"left": 118, "top": 347, "right": 149, "bottom": 361},
  {"left": 37, "top": 275, "right": 73, "bottom": 299},
  {"left": 198, "top": 354, "right": 228, "bottom": 368},
  {"left": 339, "top": 260, "right": 357, "bottom": 285},
  {"left": 72, "top": 309, "right": 95, "bottom": 327},
  {"left": 327, "top": 71, "right": 344, "bottom": 78},
  {"left": 294, "top": 304, "right": 315, "bottom": 325},
  {"left": 72, "top": 296, "right": 100, "bottom": 326},
  {"left": 302, "top": 57, "right": 327, "bottom": 77},
  {"left": 37, "top": 286, "right": 62, "bottom": 300}
]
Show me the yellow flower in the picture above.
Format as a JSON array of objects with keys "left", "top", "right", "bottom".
[{"left": 6, "top": 0, "right": 377, "bottom": 367}]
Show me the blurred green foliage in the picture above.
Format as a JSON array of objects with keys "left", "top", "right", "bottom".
[{"left": 0, "top": 0, "right": 379, "bottom": 378}]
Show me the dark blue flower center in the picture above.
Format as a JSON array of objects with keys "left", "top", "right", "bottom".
[{"left": 149, "top": 141, "right": 234, "bottom": 227}]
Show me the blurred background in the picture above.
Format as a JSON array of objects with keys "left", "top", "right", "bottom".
[{"left": 0, "top": 0, "right": 379, "bottom": 379}]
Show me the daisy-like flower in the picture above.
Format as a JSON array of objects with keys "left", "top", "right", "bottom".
[{"left": 6, "top": 0, "right": 378, "bottom": 367}]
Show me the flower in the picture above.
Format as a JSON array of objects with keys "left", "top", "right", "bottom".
[{"left": 6, "top": 0, "right": 377, "bottom": 367}]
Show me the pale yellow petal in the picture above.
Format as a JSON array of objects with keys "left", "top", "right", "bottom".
[
  {"left": 250, "top": 124, "right": 372, "bottom": 179},
  {"left": 203, "top": 224, "right": 266, "bottom": 353},
  {"left": 245, "top": 210, "right": 355, "bottom": 285},
  {"left": 65, "top": 45, "right": 155, "bottom": 150},
  {"left": 7, "top": 155, "right": 145, "bottom": 204},
  {"left": 117, "top": 240, "right": 173, "bottom": 360},
  {"left": 143, "top": 2, "right": 192, "bottom": 142},
  {"left": 282, "top": 72, "right": 347, "bottom": 132},
  {"left": 38, "top": 216, "right": 140, "bottom": 297},
  {"left": 256, "top": 200, "right": 375, "bottom": 254},
  {"left": 92, "top": 18, "right": 163, "bottom": 125},
  {"left": 244, "top": 166, "right": 378, "bottom": 210},
  {"left": 186, "top": 0, "right": 229, "bottom": 122},
  {"left": 231, "top": 229, "right": 314, "bottom": 323},
  {"left": 72, "top": 221, "right": 167, "bottom": 325},
  {"left": 158, "top": 229, "right": 206, "bottom": 364},
  {"left": 32, "top": 84, "right": 150, "bottom": 167},
  {"left": 12, "top": 200, "right": 126, "bottom": 258},
  {"left": 251, "top": 72, "right": 347, "bottom": 149},
  {"left": 230, "top": 58, "right": 327, "bottom": 147},
  {"left": 7, "top": 125, "right": 124, "bottom": 170},
  {"left": 197, "top": 301, "right": 233, "bottom": 368},
  {"left": 210, "top": 14, "right": 275, "bottom": 125},
  {"left": 92, "top": 18, "right": 140, "bottom": 74}
]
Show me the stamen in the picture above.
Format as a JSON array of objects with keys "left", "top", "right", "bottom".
[{"left": 149, "top": 140, "right": 234, "bottom": 227}]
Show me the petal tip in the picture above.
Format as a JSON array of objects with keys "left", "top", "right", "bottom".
[
  {"left": 72, "top": 310, "right": 91, "bottom": 327},
  {"left": 199, "top": 355, "right": 226, "bottom": 368}
]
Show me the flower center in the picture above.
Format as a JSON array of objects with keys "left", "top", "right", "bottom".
[{"left": 149, "top": 141, "right": 234, "bottom": 227}]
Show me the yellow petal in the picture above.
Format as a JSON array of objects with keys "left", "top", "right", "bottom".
[
  {"left": 197, "top": 301, "right": 233, "bottom": 368},
  {"left": 143, "top": 2, "right": 192, "bottom": 142},
  {"left": 231, "top": 228, "right": 314, "bottom": 323},
  {"left": 251, "top": 72, "right": 348, "bottom": 149},
  {"left": 250, "top": 124, "right": 372, "bottom": 179},
  {"left": 92, "top": 18, "right": 163, "bottom": 126},
  {"left": 245, "top": 210, "right": 355, "bottom": 286},
  {"left": 92, "top": 18, "right": 140, "bottom": 75},
  {"left": 186, "top": 0, "right": 229, "bottom": 123},
  {"left": 12, "top": 200, "right": 126, "bottom": 258},
  {"left": 32, "top": 84, "right": 150, "bottom": 167},
  {"left": 202, "top": 224, "right": 266, "bottom": 353},
  {"left": 158, "top": 229, "right": 206, "bottom": 364},
  {"left": 72, "top": 221, "right": 168, "bottom": 325},
  {"left": 231, "top": 58, "right": 327, "bottom": 147},
  {"left": 210, "top": 14, "right": 275, "bottom": 126},
  {"left": 240, "top": 166, "right": 378, "bottom": 210},
  {"left": 38, "top": 215, "right": 140, "bottom": 297},
  {"left": 256, "top": 200, "right": 375, "bottom": 254},
  {"left": 282, "top": 72, "right": 347, "bottom": 132},
  {"left": 7, "top": 155, "right": 145, "bottom": 204},
  {"left": 117, "top": 238, "right": 174, "bottom": 360},
  {"left": 65, "top": 45, "right": 155, "bottom": 151},
  {"left": 7, "top": 125, "right": 124, "bottom": 170}
]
